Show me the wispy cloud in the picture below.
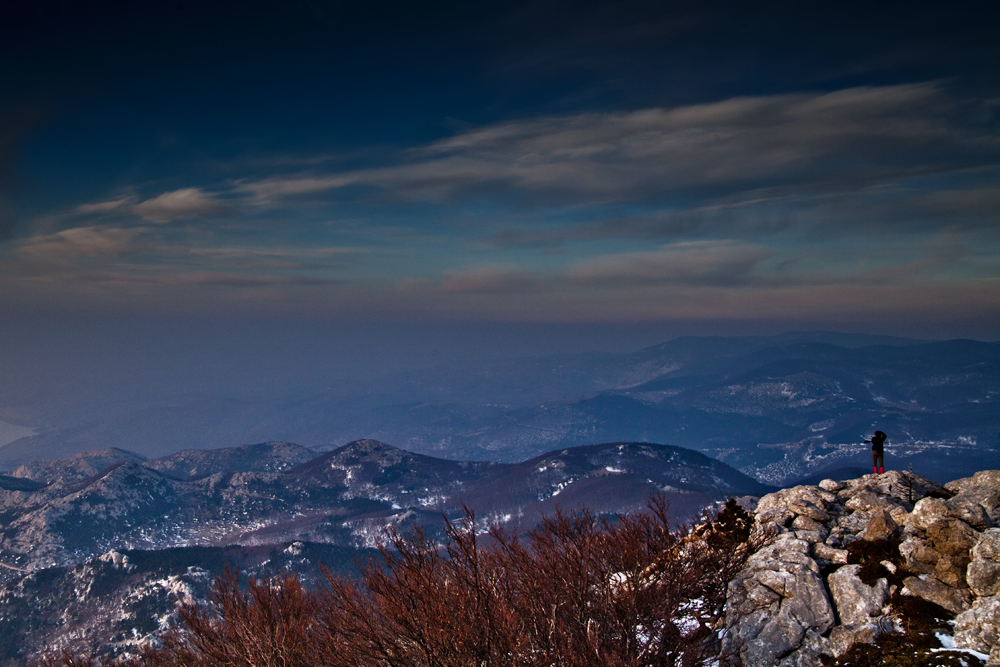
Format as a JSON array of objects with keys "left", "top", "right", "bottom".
[
  {"left": 131, "top": 188, "right": 229, "bottom": 223},
  {"left": 75, "top": 197, "right": 136, "bottom": 215},
  {"left": 566, "top": 241, "right": 773, "bottom": 287},
  {"left": 233, "top": 83, "right": 997, "bottom": 208},
  {"left": 18, "top": 225, "right": 145, "bottom": 260}
]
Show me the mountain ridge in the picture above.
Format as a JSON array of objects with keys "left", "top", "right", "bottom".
[{"left": 0, "top": 439, "right": 772, "bottom": 575}]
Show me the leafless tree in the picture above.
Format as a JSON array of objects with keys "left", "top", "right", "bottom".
[{"left": 39, "top": 495, "right": 764, "bottom": 667}]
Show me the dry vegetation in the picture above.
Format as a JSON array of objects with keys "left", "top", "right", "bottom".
[{"left": 36, "top": 496, "right": 763, "bottom": 667}]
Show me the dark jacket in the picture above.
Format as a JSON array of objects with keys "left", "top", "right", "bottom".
[{"left": 871, "top": 431, "right": 887, "bottom": 453}]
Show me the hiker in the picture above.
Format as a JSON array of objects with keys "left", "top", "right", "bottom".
[{"left": 866, "top": 430, "right": 887, "bottom": 475}]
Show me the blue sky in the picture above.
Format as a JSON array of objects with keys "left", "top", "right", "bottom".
[{"left": 2, "top": 1, "right": 999, "bottom": 339}]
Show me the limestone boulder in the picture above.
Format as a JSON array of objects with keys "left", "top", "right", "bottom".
[
  {"left": 955, "top": 594, "right": 1000, "bottom": 655},
  {"left": 899, "top": 537, "right": 938, "bottom": 575},
  {"left": 746, "top": 583, "right": 781, "bottom": 607},
  {"left": 836, "top": 513, "right": 869, "bottom": 533},
  {"left": 794, "top": 530, "right": 826, "bottom": 543},
  {"left": 776, "top": 629, "right": 832, "bottom": 667},
  {"left": 969, "top": 559, "right": 1000, "bottom": 597},
  {"left": 888, "top": 505, "right": 910, "bottom": 525},
  {"left": 828, "top": 564, "right": 889, "bottom": 626},
  {"left": 819, "top": 479, "right": 844, "bottom": 492},
  {"left": 946, "top": 476, "right": 977, "bottom": 495},
  {"left": 973, "top": 470, "right": 1000, "bottom": 491},
  {"left": 788, "top": 499, "right": 831, "bottom": 523},
  {"left": 947, "top": 492, "right": 994, "bottom": 529},
  {"left": 908, "top": 497, "right": 950, "bottom": 531},
  {"left": 926, "top": 517, "right": 977, "bottom": 558},
  {"left": 758, "top": 507, "right": 795, "bottom": 528},
  {"left": 862, "top": 508, "right": 901, "bottom": 542},
  {"left": 953, "top": 487, "right": 1000, "bottom": 526},
  {"left": 723, "top": 538, "right": 835, "bottom": 667},
  {"left": 845, "top": 490, "right": 900, "bottom": 513},
  {"left": 814, "top": 543, "right": 848, "bottom": 564},
  {"left": 902, "top": 575, "right": 972, "bottom": 614},
  {"left": 975, "top": 530, "right": 1000, "bottom": 562},
  {"left": 968, "top": 531, "right": 1000, "bottom": 597},
  {"left": 792, "top": 515, "right": 826, "bottom": 533},
  {"left": 828, "top": 617, "right": 899, "bottom": 658},
  {"left": 758, "top": 486, "right": 837, "bottom": 515},
  {"left": 839, "top": 470, "right": 944, "bottom": 505},
  {"left": 934, "top": 554, "right": 967, "bottom": 588}
]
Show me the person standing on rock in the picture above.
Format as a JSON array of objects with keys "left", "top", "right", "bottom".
[{"left": 866, "top": 430, "right": 887, "bottom": 475}]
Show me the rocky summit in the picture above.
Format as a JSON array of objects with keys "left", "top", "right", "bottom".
[
  {"left": 722, "top": 469, "right": 1000, "bottom": 666},
  {"left": 3, "top": 453, "right": 1000, "bottom": 666}
]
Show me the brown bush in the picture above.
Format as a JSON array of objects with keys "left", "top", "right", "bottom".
[{"left": 42, "top": 495, "right": 763, "bottom": 667}]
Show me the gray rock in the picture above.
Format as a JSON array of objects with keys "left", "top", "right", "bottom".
[
  {"left": 912, "top": 487, "right": 998, "bottom": 529},
  {"left": 836, "top": 513, "right": 869, "bottom": 533},
  {"left": 947, "top": 493, "right": 994, "bottom": 530},
  {"left": 934, "top": 554, "right": 967, "bottom": 588},
  {"left": 955, "top": 594, "right": 1000, "bottom": 655},
  {"left": 759, "top": 507, "right": 796, "bottom": 528},
  {"left": 888, "top": 505, "right": 911, "bottom": 525},
  {"left": 828, "top": 618, "right": 898, "bottom": 658},
  {"left": 839, "top": 470, "right": 941, "bottom": 505},
  {"left": 758, "top": 569, "right": 797, "bottom": 596},
  {"left": 794, "top": 530, "right": 826, "bottom": 543},
  {"left": 789, "top": 499, "right": 831, "bottom": 523},
  {"left": 723, "top": 542, "right": 835, "bottom": 666},
  {"left": 819, "top": 479, "right": 844, "bottom": 492},
  {"left": 755, "top": 539, "right": 813, "bottom": 559},
  {"left": 974, "top": 471, "right": 1000, "bottom": 491},
  {"left": 970, "top": 533, "right": 1000, "bottom": 597},
  {"left": 862, "top": 508, "right": 901, "bottom": 542},
  {"left": 946, "top": 476, "right": 977, "bottom": 495},
  {"left": 814, "top": 543, "right": 848, "bottom": 564},
  {"left": 977, "top": 531, "right": 1000, "bottom": 561},
  {"left": 792, "top": 515, "right": 826, "bottom": 532},
  {"left": 829, "top": 564, "right": 889, "bottom": 626},
  {"left": 757, "top": 486, "right": 838, "bottom": 518},
  {"left": 927, "top": 517, "right": 977, "bottom": 558},
  {"left": 846, "top": 490, "right": 897, "bottom": 513},
  {"left": 899, "top": 537, "right": 938, "bottom": 575},
  {"left": 969, "top": 559, "right": 1000, "bottom": 598},
  {"left": 902, "top": 575, "right": 972, "bottom": 614},
  {"left": 990, "top": 643, "right": 1000, "bottom": 666},
  {"left": 908, "top": 497, "right": 950, "bottom": 531},
  {"left": 747, "top": 584, "right": 781, "bottom": 607},
  {"left": 777, "top": 629, "right": 832, "bottom": 667}
]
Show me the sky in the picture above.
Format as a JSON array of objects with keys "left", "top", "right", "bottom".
[{"left": 1, "top": 0, "right": 999, "bottom": 341}]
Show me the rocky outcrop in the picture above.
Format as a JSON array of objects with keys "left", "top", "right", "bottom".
[
  {"left": 968, "top": 529, "right": 1000, "bottom": 598},
  {"left": 722, "top": 469, "right": 1000, "bottom": 666},
  {"left": 828, "top": 564, "right": 888, "bottom": 625},
  {"left": 955, "top": 594, "right": 1000, "bottom": 661},
  {"left": 723, "top": 537, "right": 835, "bottom": 665}
]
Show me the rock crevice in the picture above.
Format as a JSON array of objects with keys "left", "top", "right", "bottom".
[{"left": 721, "top": 469, "right": 1000, "bottom": 666}]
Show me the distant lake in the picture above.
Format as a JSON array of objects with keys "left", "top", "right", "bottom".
[{"left": 0, "top": 420, "right": 36, "bottom": 448}]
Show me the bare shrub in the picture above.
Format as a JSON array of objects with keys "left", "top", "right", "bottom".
[{"left": 42, "top": 495, "right": 763, "bottom": 667}]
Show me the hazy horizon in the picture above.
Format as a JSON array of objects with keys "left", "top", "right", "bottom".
[{"left": 1, "top": 2, "right": 997, "bottom": 472}]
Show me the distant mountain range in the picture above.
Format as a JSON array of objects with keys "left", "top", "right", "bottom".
[
  {"left": 0, "top": 332, "right": 996, "bottom": 485},
  {"left": 0, "top": 439, "right": 771, "bottom": 575},
  {"left": 0, "top": 437, "right": 774, "bottom": 664}
]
